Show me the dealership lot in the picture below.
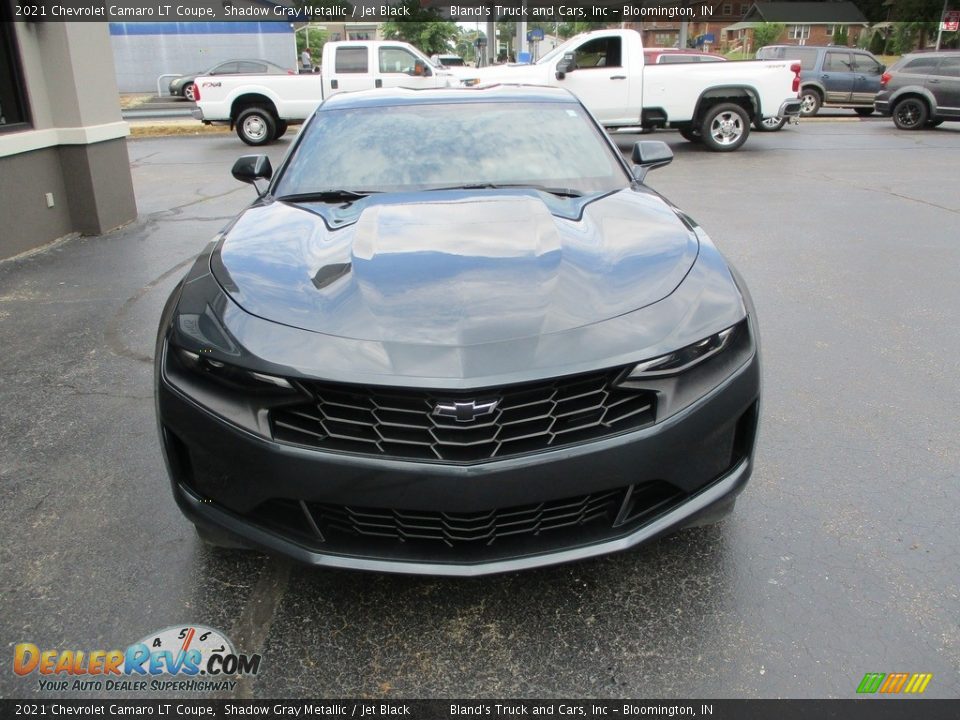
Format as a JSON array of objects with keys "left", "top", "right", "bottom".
[{"left": 1, "top": 120, "right": 958, "bottom": 698}]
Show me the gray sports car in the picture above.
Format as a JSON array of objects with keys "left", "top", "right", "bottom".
[
  {"left": 168, "top": 59, "right": 293, "bottom": 101},
  {"left": 155, "top": 86, "right": 760, "bottom": 576}
]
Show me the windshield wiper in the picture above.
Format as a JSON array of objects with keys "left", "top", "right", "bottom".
[
  {"left": 425, "top": 183, "right": 584, "bottom": 198},
  {"left": 276, "top": 190, "right": 379, "bottom": 203}
]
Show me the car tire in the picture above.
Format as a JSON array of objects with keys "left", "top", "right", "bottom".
[
  {"left": 700, "top": 103, "right": 750, "bottom": 152},
  {"left": 195, "top": 525, "right": 248, "bottom": 550},
  {"left": 678, "top": 125, "right": 702, "bottom": 142},
  {"left": 892, "top": 98, "right": 928, "bottom": 130},
  {"left": 854, "top": 107, "right": 874, "bottom": 117},
  {"left": 183, "top": 83, "right": 196, "bottom": 102},
  {"left": 274, "top": 120, "right": 289, "bottom": 140},
  {"left": 799, "top": 88, "right": 822, "bottom": 117},
  {"left": 236, "top": 106, "right": 277, "bottom": 146},
  {"left": 754, "top": 115, "right": 786, "bottom": 132}
]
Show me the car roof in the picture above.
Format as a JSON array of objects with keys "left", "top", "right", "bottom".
[{"left": 319, "top": 85, "right": 578, "bottom": 111}]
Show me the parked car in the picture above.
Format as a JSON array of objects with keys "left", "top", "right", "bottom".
[
  {"left": 875, "top": 51, "right": 960, "bottom": 130},
  {"left": 643, "top": 48, "right": 727, "bottom": 64},
  {"left": 756, "top": 45, "right": 885, "bottom": 117},
  {"left": 156, "top": 85, "right": 761, "bottom": 576},
  {"left": 168, "top": 59, "right": 294, "bottom": 102}
]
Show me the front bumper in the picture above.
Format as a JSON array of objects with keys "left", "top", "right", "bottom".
[{"left": 157, "top": 346, "right": 760, "bottom": 576}]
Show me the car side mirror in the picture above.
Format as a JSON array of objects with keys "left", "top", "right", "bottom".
[
  {"left": 631, "top": 141, "right": 673, "bottom": 182},
  {"left": 232, "top": 154, "right": 273, "bottom": 196},
  {"left": 556, "top": 52, "right": 575, "bottom": 80},
  {"left": 877, "top": 63, "right": 886, "bottom": 74}
]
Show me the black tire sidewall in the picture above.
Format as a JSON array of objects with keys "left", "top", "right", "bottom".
[
  {"left": 236, "top": 107, "right": 277, "bottom": 146},
  {"left": 800, "top": 88, "right": 822, "bottom": 117},
  {"left": 893, "top": 98, "right": 928, "bottom": 130},
  {"left": 700, "top": 103, "right": 750, "bottom": 151}
]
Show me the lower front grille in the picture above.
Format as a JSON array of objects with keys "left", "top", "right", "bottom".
[
  {"left": 270, "top": 368, "right": 657, "bottom": 464},
  {"left": 247, "top": 481, "right": 686, "bottom": 562}
]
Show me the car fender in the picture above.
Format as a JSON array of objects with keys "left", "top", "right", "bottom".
[{"left": 886, "top": 85, "right": 937, "bottom": 112}]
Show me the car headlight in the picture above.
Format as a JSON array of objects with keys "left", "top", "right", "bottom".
[
  {"left": 625, "top": 324, "right": 739, "bottom": 380},
  {"left": 173, "top": 347, "right": 297, "bottom": 393}
]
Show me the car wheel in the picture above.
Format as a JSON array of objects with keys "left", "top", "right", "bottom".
[
  {"left": 274, "top": 120, "right": 289, "bottom": 140},
  {"left": 926, "top": 119, "right": 944, "bottom": 128},
  {"left": 678, "top": 125, "right": 702, "bottom": 142},
  {"left": 236, "top": 106, "right": 277, "bottom": 146},
  {"left": 700, "top": 103, "right": 750, "bottom": 152},
  {"left": 183, "top": 83, "right": 196, "bottom": 102},
  {"left": 892, "top": 98, "right": 928, "bottom": 130},
  {"left": 799, "top": 88, "right": 822, "bottom": 117},
  {"left": 754, "top": 115, "right": 786, "bottom": 132},
  {"left": 195, "top": 525, "right": 248, "bottom": 550},
  {"left": 854, "top": 107, "right": 874, "bottom": 117}
]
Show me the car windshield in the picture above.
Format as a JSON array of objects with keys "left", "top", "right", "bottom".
[{"left": 274, "top": 101, "right": 630, "bottom": 197}]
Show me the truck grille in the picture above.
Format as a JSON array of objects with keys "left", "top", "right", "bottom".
[{"left": 270, "top": 368, "right": 656, "bottom": 463}]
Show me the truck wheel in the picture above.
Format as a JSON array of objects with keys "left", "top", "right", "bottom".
[
  {"left": 755, "top": 116, "right": 786, "bottom": 132},
  {"left": 236, "top": 106, "right": 277, "bottom": 146},
  {"left": 892, "top": 98, "right": 928, "bottom": 130},
  {"left": 700, "top": 103, "right": 750, "bottom": 152},
  {"left": 799, "top": 88, "right": 821, "bottom": 117},
  {"left": 273, "top": 120, "right": 289, "bottom": 140},
  {"left": 678, "top": 125, "right": 702, "bottom": 143},
  {"left": 183, "top": 83, "right": 196, "bottom": 102}
]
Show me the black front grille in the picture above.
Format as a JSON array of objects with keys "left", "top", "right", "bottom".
[
  {"left": 248, "top": 482, "right": 685, "bottom": 561},
  {"left": 270, "top": 368, "right": 656, "bottom": 463}
]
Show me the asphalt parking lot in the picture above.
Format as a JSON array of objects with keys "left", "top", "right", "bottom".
[{"left": 2, "top": 119, "right": 958, "bottom": 699}]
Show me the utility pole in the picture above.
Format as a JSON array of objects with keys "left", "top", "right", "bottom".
[{"left": 935, "top": 0, "right": 948, "bottom": 51}]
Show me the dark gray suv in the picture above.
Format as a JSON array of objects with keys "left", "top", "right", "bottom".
[
  {"left": 756, "top": 45, "right": 885, "bottom": 117},
  {"left": 875, "top": 52, "right": 960, "bottom": 130}
]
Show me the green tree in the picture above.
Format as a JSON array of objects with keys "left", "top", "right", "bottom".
[
  {"left": 751, "top": 23, "right": 785, "bottom": 52},
  {"left": 832, "top": 25, "right": 849, "bottom": 46},
  {"left": 295, "top": 27, "right": 327, "bottom": 60},
  {"left": 381, "top": 0, "right": 459, "bottom": 55}
]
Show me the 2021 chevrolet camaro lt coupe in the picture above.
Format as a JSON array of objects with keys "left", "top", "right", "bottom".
[{"left": 155, "top": 86, "right": 761, "bottom": 576}]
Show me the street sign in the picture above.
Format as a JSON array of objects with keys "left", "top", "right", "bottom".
[
  {"left": 943, "top": 10, "right": 960, "bottom": 32},
  {"left": 528, "top": 28, "right": 545, "bottom": 42}
]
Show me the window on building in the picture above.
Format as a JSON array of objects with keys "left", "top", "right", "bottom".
[
  {"left": 335, "top": 47, "right": 368, "bottom": 74},
  {"left": 788, "top": 25, "right": 811, "bottom": 41},
  {"left": 739, "top": 3, "right": 749, "bottom": 15},
  {"left": 0, "top": 23, "right": 30, "bottom": 130},
  {"left": 349, "top": 32, "right": 372, "bottom": 40},
  {"left": 722, "top": 4, "right": 733, "bottom": 15}
]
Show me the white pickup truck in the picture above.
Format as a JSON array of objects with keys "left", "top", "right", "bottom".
[
  {"left": 192, "top": 40, "right": 457, "bottom": 145},
  {"left": 459, "top": 29, "right": 803, "bottom": 152}
]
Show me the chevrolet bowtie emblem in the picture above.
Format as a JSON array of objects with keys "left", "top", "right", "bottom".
[{"left": 432, "top": 399, "right": 500, "bottom": 423}]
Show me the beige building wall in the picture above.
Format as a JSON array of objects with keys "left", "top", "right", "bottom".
[{"left": 0, "top": 22, "right": 137, "bottom": 259}]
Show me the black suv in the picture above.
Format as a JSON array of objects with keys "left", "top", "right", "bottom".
[
  {"left": 756, "top": 45, "right": 886, "bottom": 117},
  {"left": 875, "top": 52, "right": 960, "bottom": 130}
]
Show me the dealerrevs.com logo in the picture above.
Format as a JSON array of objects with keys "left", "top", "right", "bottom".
[{"left": 13, "top": 625, "right": 261, "bottom": 693}]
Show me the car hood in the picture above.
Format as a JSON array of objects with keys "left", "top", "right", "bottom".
[{"left": 213, "top": 189, "right": 698, "bottom": 347}]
